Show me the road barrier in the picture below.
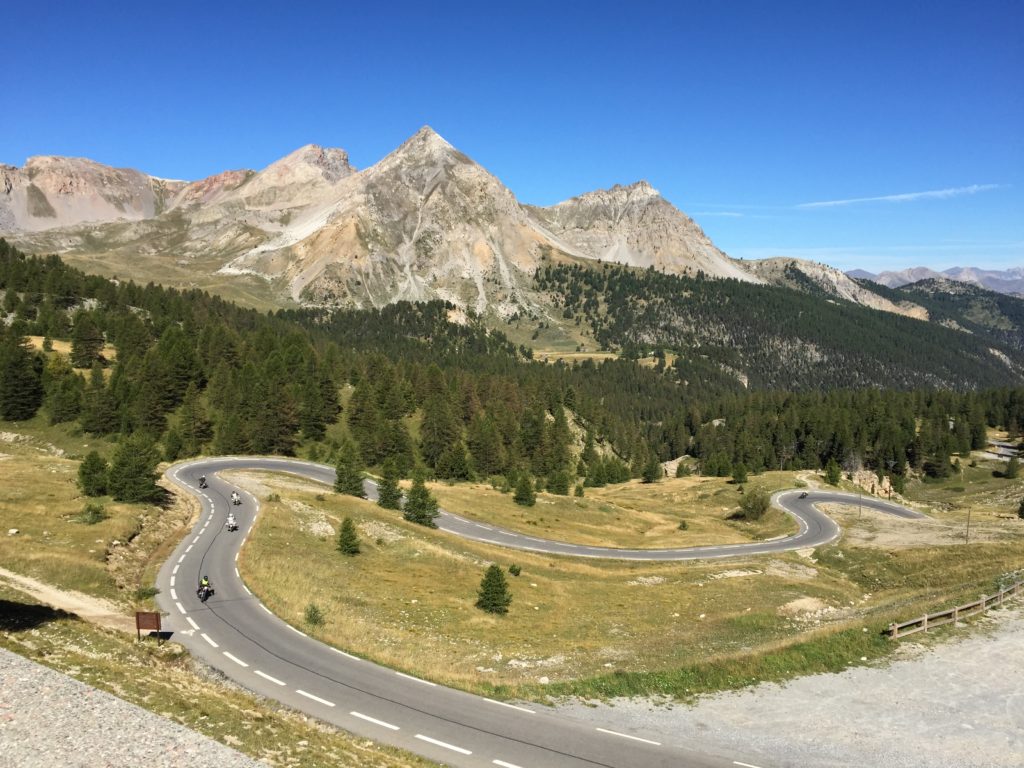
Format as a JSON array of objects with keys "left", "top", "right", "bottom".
[{"left": 888, "top": 579, "right": 1024, "bottom": 639}]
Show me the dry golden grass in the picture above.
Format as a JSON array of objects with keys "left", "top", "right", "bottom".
[
  {"left": 25, "top": 335, "right": 118, "bottom": 367},
  {"left": 431, "top": 473, "right": 797, "bottom": 548},
  {"left": 228, "top": 473, "right": 910, "bottom": 696}
]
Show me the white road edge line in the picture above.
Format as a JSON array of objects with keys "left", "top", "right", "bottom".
[
  {"left": 185, "top": 544, "right": 193, "bottom": 553},
  {"left": 186, "top": 617, "right": 199, "bottom": 630},
  {"left": 415, "top": 734, "right": 471, "bottom": 755},
  {"left": 243, "top": 585, "right": 251, "bottom": 594},
  {"left": 332, "top": 648, "right": 360, "bottom": 660},
  {"left": 286, "top": 625, "right": 308, "bottom": 637},
  {"left": 260, "top": 604, "right": 272, "bottom": 614},
  {"left": 494, "top": 760, "right": 525, "bottom": 768},
  {"left": 296, "top": 689, "right": 335, "bottom": 707},
  {"left": 175, "top": 601, "right": 186, "bottom": 614},
  {"left": 234, "top": 567, "right": 240, "bottom": 578},
  {"left": 484, "top": 698, "right": 535, "bottom": 714},
  {"left": 734, "top": 762, "right": 763, "bottom": 768},
  {"left": 169, "top": 588, "right": 178, "bottom": 600},
  {"left": 172, "top": 563, "right": 179, "bottom": 575},
  {"left": 396, "top": 671, "right": 436, "bottom": 686},
  {"left": 350, "top": 711, "right": 400, "bottom": 730},
  {"left": 254, "top": 670, "right": 285, "bottom": 686},
  {"left": 596, "top": 727, "right": 661, "bottom": 746},
  {"left": 201, "top": 633, "right": 218, "bottom": 648},
  {"left": 223, "top": 652, "right": 249, "bottom": 668},
  {"left": 177, "top": 555, "right": 185, "bottom": 564}
]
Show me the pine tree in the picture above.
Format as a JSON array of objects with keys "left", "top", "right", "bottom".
[
  {"left": 476, "top": 564, "right": 512, "bottom": 614},
  {"left": 376, "top": 459, "right": 403, "bottom": 510},
  {"left": 80, "top": 363, "right": 118, "bottom": 435},
  {"left": 163, "top": 427, "right": 183, "bottom": 462},
  {"left": 731, "top": 462, "right": 748, "bottom": 485},
  {"left": 337, "top": 516, "right": 361, "bottom": 556},
  {"left": 403, "top": 470, "right": 439, "bottom": 527},
  {"left": 436, "top": 440, "right": 471, "bottom": 481},
  {"left": 70, "top": 312, "right": 104, "bottom": 368},
  {"left": 107, "top": 435, "right": 161, "bottom": 502},
  {"left": 642, "top": 456, "right": 663, "bottom": 483},
  {"left": 547, "top": 469, "right": 571, "bottom": 495},
  {"left": 824, "top": 458, "right": 841, "bottom": 485},
  {"left": 334, "top": 439, "right": 366, "bottom": 498},
  {"left": 78, "top": 450, "right": 108, "bottom": 497},
  {"left": 0, "top": 335, "right": 44, "bottom": 421},
  {"left": 513, "top": 472, "right": 536, "bottom": 506}
]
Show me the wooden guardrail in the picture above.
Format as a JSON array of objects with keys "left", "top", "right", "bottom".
[{"left": 888, "top": 579, "right": 1024, "bottom": 639}]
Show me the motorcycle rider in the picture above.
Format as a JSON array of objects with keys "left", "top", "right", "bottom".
[
  {"left": 226, "top": 513, "right": 237, "bottom": 530},
  {"left": 198, "top": 475, "right": 207, "bottom": 488}
]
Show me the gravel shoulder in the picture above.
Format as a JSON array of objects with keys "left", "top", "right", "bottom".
[
  {"left": 554, "top": 605, "right": 1024, "bottom": 767},
  {"left": 0, "top": 648, "right": 262, "bottom": 768}
]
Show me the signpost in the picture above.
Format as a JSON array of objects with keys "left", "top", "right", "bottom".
[{"left": 135, "top": 611, "right": 162, "bottom": 644}]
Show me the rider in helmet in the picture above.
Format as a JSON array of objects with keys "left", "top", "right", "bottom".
[
  {"left": 226, "top": 513, "right": 237, "bottom": 529},
  {"left": 200, "top": 575, "right": 210, "bottom": 588}
]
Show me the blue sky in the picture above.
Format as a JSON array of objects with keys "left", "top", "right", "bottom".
[{"left": 2, "top": 1, "right": 1021, "bottom": 272}]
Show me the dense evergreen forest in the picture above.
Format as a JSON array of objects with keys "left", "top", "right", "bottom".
[
  {"left": 536, "top": 263, "right": 1024, "bottom": 390},
  {"left": 2, "top": 240, "right": 1022, "bottom": 497}
]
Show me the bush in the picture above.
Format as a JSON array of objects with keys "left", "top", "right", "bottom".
[
  {"left": 1018, "top": 498, "right": 1024, "bottom": 520},
  {"left": 304, "top": 603, "right": 325, "bottom": 627},
  {"left": 678, "top": 518, "right": 688, "bottom": 530},
  {"left": 513, "top": 473, "right": 536, "bottom": 506},
  {"left": 75, "top": 502, "right": 107, "bottom": 525},
  {"left": 733, "top": 488, "right": 770, "bottom": 521},
  {"left": 824, "top": 458, "right": 841, "bottom": 486},
  {"left": 508, "top": 564, "right": 521, "bottom": 577},
  {"left": 675, "top": 462, "right": 691, "bottom": 478},
  {"left": 78, "top": 450, "right": 108, "bottom": 497},
  {"left": 574, "top": 484, "right": 584, "bottom": 497},
  {"left": 133, "top": 585, "right": 159, "bottom": 601},
  {"left": 1005, "top": 456, "right": 1020, "bottom": 480}
]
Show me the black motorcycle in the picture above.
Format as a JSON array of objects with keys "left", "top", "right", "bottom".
[
  {"left": 197, "top": 584, "right": 215, "bottom": 602},
  {"left": 198, "top": 476, "right": 208, "bottom": 489}
]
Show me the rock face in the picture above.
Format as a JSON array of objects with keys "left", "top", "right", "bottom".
[
  {"left": 0, "top": 156, "right": 184, "bottom": 232},
  {"left": 853, "top": 266, "right": 1024, "bottom": 297},
  {"left": 528, "top": 181, "right": 757, "bottom": 282}
]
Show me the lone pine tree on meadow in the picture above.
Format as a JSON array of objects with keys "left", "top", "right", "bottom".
[
  {"left": 476, "top": 564, "right": 512, "bottom": 614},
  {"left": 337, "top": 516, "right": 361, "bottom": 556},
  {"left": 107, "top": 434, "right": 162, "bottom": 503},
  {"left": 403, "top": 470, "right": 439, "bottom": 527}
]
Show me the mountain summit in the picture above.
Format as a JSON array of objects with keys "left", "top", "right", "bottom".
[{"left": 2, "top": 128, "right": 757, "bottom": 312}]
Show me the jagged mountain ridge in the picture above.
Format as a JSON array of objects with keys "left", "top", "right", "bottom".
[{"left": 1, "top": 127, "right": 756, "bottom": 315}]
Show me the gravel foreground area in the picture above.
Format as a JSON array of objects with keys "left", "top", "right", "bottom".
[
  {"left": 0, "top": 648, "right": 262, "bottom": 768},
  {"left": 555, "top": 605, "right": 1024, "bottom": 768}
]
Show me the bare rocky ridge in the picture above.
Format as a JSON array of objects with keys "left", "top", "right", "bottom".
[
  {"left": 854, "top": 266, "right": 1024, "bottom": 296},
  {"left": 747, "top": 257, "right": 929, "bottom": 320}
]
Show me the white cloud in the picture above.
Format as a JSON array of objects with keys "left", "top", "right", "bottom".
[{"left": 798, "top": 184, "right": 1001, "bottom": 209}]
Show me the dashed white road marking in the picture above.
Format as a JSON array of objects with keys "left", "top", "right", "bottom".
[
  {"left": 494, "top": 760, "right": 525, "bottom": 768},
  {"left": 192, "top": 536, "right": 200, "bottom": 544},
  {"left": 350, "top": 711, "right": 399, "bottom": 730},
  {"left": 169, "top": 575, "right": 176, "bottom": 587},
  {"left": 234, "top": 552, "right": 239, "bottom": 562},
  {"left": 596, "top": 727, "right": 661, "bottom": 746},
  {"left": 332, "top": 648, "right": 360, "bottom": 661},
  {"left": 396, "top": 671, "right": 436, "bottom": 686},
  {"left": 243, "top": 585, "right": 251, "bottom": 595},
  {"left": 286, "top": 624, "right": 308, "bottom": 637},
  {"left": 175, "top": 601, "right": 186, "bottom": 614},
  {"left": 172, "top": 564, "right": 179, "bottom": 575},
  {"left": 234, "top": 567, "right": 240, "bottom": 578},
  {"left": 186, "top": 617, "right": 199, "bottom": 630},
  {"left": 169, "top": 588, "right": 178, "bottom": 600},
  {"left": 177, "top": 554, "right": 186, "bottom": 564},
  {"left": 415, "top": 734, "right": 471, "bottom": 755},
  {"left": 185, "top": 544, "right": 193, "bottom": 553},
  {"left": 254, "top": 670, "right": 285, "bottom": 686},
  {"left": 484, "top": 698, "right": 535, "bottom": 714},
  {"left": 223, "top": 652, "right": 249, "bottom": 667},
  {"left": 734, "top": 762, "right": 763, "bottom": 768},
  {"left": 201, "top": 633, "right": 218, "bottom": 648},
  {"left": 296, "top": 689, "right": 335, "bottom": 707},
  {"left": 260, "top": 604, "right": 272, "bottom": 614}
]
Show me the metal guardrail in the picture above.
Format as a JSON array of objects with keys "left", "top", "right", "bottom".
[{"left": 888, "top": 580, "right": 1024, "bottom": 639}]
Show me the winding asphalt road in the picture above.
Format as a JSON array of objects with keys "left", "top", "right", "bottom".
[{"left": 156, "top": 457, "right": 924, "bottom": 768}]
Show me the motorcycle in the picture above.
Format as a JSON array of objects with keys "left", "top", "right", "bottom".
[
  {"left": 198, "top": 476, "right": 208, "bottom": 489},
  {"left": 231, "top": 491, "right": 241, "bottom": 506},
  {"left": 196, "top": 584, "right": 215, "bottom": 602},
  {"left": 226, "top": 517, "right": 239, "bottom": 532}
]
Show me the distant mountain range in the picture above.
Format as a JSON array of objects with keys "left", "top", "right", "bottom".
[{"left": 848, "top": 267, "right": 1024, "bottom": 296}]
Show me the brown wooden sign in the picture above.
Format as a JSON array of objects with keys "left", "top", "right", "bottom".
[{"left": 135, "top": 611, "right": 162, "bottom": 642}]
